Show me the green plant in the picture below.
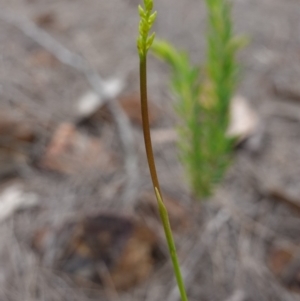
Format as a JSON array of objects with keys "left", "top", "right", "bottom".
[
  {"left": 151, "top": 40, "right": 204, "bottom": 196},
  {"left": 137, "top": 1, "right": 189, "bottom": 301},
  {"left": 152, "top": 0, "right": 245, "bottom": 198}
]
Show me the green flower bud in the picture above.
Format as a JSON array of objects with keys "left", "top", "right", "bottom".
[
  {"left": 137, "top": 0, "right": 157, "bottom": 57},
  {"left": 146, "top": 32, "right": 155, "bottom": 50},
  {"left": 148, "top": 11, "right": 157, "bottom": 25},
  {"left": 138, "top": 5, "right": 146, "bottom": 18},
  {"left": 145, "top": 0, "right": 153, "bottom": 11}
]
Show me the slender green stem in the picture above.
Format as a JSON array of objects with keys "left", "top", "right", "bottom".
[
  {"left": 155, "top": 188, "right": 189, "bottom": 301},
  {"left": 138, "top": 2, "right": 188, "bottom": 299},
  {"left": 140, "top": 55, "right": 189, "bottom": 301}
]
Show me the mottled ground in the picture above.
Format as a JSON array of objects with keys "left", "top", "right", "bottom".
[{"left": 1, "top": 0, "right": 300, "bottom": 300}]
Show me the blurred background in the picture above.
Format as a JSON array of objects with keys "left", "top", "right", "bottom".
[{"left": 1, "top": 0, "right": 300, "bottom": 300}]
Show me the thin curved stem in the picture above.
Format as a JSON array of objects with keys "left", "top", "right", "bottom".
[
  {"left": 140, "top": 55, "right": 189, "bottom": 301},
  {"left": 140, "top": 57, "right": 161, "bottom": 195}
]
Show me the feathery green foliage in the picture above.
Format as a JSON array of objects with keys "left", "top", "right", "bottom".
[
  {"left": 151, "top": 40, "right": 205, "bottom": 196},
  {"left": 137, "top": 2, "right": 189, "bottom": 301},
  {"left": 152, "top": 0, "right": 245, "bottom": 198}
]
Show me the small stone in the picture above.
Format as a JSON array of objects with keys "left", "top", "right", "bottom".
[
  {"left": 0, "top": 182, "right": 38, "bottom": 222},
  {"left": 76, "top": 79, "right": 124, "bottom": 120},
  {"left": 40, "top": 122, "right": 116, "bottom": 174},
  {"left": 227, "top": 95, "right": 260, "bottom": 142}
]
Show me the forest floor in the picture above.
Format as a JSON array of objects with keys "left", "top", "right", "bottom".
[{"left": 1, "top": 0, "right": 300, "bottom": 300}]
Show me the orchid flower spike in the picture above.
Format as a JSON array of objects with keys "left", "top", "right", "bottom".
[{"left": 137, "top": 0, "right": 157, "bottom": 59}]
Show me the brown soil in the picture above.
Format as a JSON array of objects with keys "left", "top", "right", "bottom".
[{"left": 1, "top": 0, "right": 300, "bottom": 300}]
